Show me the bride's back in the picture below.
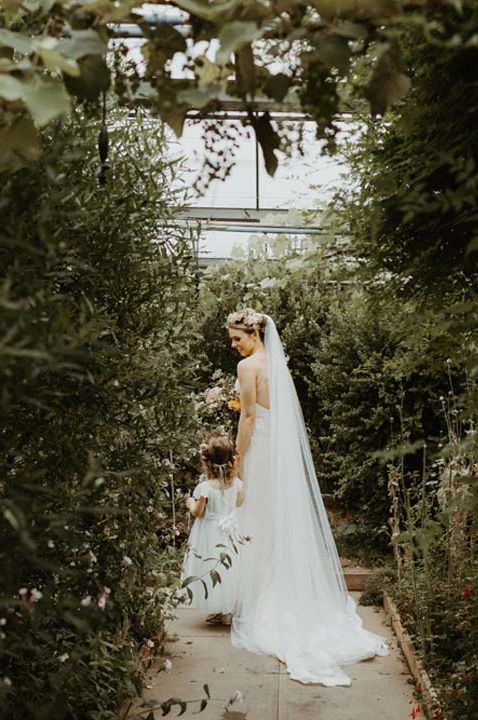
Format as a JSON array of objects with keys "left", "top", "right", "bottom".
[{"left": 244, "top": 352, "right": 270, "bottom": 409}]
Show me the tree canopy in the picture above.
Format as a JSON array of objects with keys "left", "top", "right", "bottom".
[{"left": 1, "top": 0, "right": 475, "bottom": 178}]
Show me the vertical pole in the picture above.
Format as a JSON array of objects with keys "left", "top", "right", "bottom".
[{"left": 255, "top": 113, "right": 260, "bottom": 211}]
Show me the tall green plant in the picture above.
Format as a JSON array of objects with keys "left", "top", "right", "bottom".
[{"left": 0, "top": 109, "right": 199, "bottom": 719}]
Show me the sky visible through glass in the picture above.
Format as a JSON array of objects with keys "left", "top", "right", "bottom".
[{"left": 169, "top": 121, "right": 348, "bottom": 258}]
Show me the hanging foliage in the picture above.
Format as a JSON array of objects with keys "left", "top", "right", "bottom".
[{"left": 1, "top": 1, "right": 475, "bottom": 181}]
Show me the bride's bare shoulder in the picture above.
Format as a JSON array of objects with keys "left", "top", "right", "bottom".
[{"left": 237, "top": 356, "right": 258, "bottom": 372}]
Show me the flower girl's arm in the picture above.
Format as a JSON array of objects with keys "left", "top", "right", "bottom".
[
  {"left": 186, "top": 495, "right": 207, "bottom": 518},
  {"left": 236, "top": 488, "right": 244, "bottom": 508}
]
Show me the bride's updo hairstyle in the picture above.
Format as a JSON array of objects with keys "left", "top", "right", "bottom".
[
  {"left": 200, "top": 435, "right": 236, "bottom": 486},
  {"left": 226, "top": 308, "right": 267, "bottom": 342}
]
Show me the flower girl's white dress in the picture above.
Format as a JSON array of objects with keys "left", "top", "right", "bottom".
[{"left": 182, "top": 477, "right": 243, "bottom": 614}]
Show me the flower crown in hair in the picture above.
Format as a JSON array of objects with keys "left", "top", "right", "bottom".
[{"left": 226, "top": 309, "right": 266, "bottom": 329}]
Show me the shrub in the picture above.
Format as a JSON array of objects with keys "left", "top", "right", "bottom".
[{"left": 0, "top": 109, "right": 199, "bottom": 718}]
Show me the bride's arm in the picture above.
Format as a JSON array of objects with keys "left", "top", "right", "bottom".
[{"left": 236, "top": 361, "right": 256, "bottom": 470}]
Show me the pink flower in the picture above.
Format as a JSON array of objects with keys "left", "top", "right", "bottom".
[
  {"left": 461, "top": 586, "right": 473, "bottom": 599},
  {"left": 97, "top": 596, "right": 107, "bottom": 610},
  {"left": 30, "top": 589, "right": 43, "bottom": 603},
  {"left": 410, "top": 706, "right": 422, "bottom": 719}
]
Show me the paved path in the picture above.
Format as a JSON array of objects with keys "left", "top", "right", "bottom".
[{"left": 128, "top": 594, "right": 415, "bottom": 720}]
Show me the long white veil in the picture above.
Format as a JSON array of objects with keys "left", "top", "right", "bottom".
[{"left": 232, "top": 315, "right": 388, "bottom": 686}]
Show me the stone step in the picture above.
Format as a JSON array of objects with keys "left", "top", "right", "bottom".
[{"left": 344, "top": 568, "right": 371, "bottom": 591}]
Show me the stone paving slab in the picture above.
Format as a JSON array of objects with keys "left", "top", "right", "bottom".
[{"left": 127, "top": 594, "right": 415, "bottom": 720}]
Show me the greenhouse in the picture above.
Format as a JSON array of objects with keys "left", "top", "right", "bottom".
[{"left": 1, "top": 2, "right": 477, "bottom": 719}]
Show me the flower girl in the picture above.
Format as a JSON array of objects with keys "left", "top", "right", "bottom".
[{"left": 183, "top": 435, "right": 244, "bottom": 625}]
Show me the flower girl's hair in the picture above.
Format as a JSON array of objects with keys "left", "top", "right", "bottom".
[{"left": 200, "top": 435, "right": 236, "bottom": 486}]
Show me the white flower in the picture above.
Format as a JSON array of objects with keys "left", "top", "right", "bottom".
[
  {"left": 147, "top": 639, "right": 155, "bottom": 648},
  {"left": 58, "top": 653, "right": 69, "bottom": 663},
  {"left": 123, "top": 556, "right": 133, "bottom": 566},
  {"left": 205, "top": 386, "right": 222, "bottom": 404},
  {"left": 81, "top": 596, "right": 92, "bottom": 607},
  {"left": 97, "top": 596, "right": 107, "bottom": 610},
  {"left": 30, "top": 589, "right": 43, "bottom": 603},
  {"left": 18, "top": 588, "right": 28, "bottom": 598},
  {"left": 3, "top": 677, "right": 12, "bottom": 687},
  {"left": 230, "top": 690, "right": 244, "bottom": 705},
  {"left": 163, "top": 658, "right": 173, "bottom": 672},
  {"left": 103, "top": 586, "right": 111, "bottom": 595},
  {"left": 47, "top": 540, "right": 55, "bottom": 549},
  {"left": 0, "top": 618, "right": 6, "bottom": 626},
  {"left": 89, "top": 551, "right": 97, "bottom": 564}
]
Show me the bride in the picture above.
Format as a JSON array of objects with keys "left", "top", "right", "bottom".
[{"left": 226, "top": 308, "right": 388, "bottom": 686}]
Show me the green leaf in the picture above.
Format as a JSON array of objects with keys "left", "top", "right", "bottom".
[
  {"left": 210, "top": 569, "right": 221, "bottom": 587},
  {"left": 37, "top": 46, "right": 80, "bottom": 76},
  {"left": 314, "top": 34, "right": 351, "bottom": 75},
  {"left": 0, "top": 116, "right": 40, "bottom": 172},
  {"left": 263, "top": 72, "right": 290, "bottom": 103},
  {"left": 364, "top": 43, "right": 411, "bottom": 116},
  {"left": 217, "top": 21, "right": 262, "bottom": 64},
  {"left": 201, "top": 579, "right": 208, "bottom": 599},
  {"left": 235, "top": 44, "right": 255, "bottom": 97},
  {"left": 147, "top": 23, "right": 187, "bottom": 65},
  {"left": 64, "top": 55, "right": 110, "bottom": 100},
  {"left": 176, "top": 700, "right": 188, "bottom": 716},
  {"left": 181, "top": 575, "right": 199, "bottom": 587},
  {"left": 56, "top": 29, "right": 107, "bottom": 60},
  {"left": 0, "top": 74, "right": 25, "bottom": 102},
  {"left": 219, "top": 551, "right": 232, "bottom": 568},
  {"left": 252, "top": 112, "right": 280, "bottom": 177},
  {"left": 24, "top": 77, "right": 71, "bottom": 126},
  {"left": 174, "top": 0, "right": 241, "bottom": 23},
  {"left": 0, "top": 28, "right": 34, "bottom": 53}
]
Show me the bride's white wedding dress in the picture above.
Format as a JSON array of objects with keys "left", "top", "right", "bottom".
[{"left": 231, "top": 316, "right": 388, "bottom": 686}]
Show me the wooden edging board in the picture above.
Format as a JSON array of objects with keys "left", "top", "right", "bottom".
[{"left": 383, "top": 591, "right": 444, "bottom": 720}]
